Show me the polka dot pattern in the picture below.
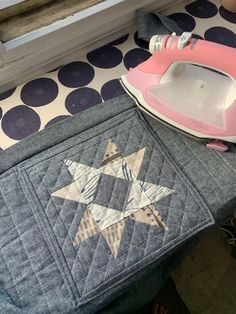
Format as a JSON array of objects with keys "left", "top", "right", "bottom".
[
  {"left": 185, "top": 0, "right": 218, "bottom": 18},
  {"left": 110, "top": 34, "right": 129, "bottom": 45},
  {"left": 204, "top": 26, "right": 236, "bottom": 47},
  {"left": 219, "top": 6, "right": 236, "bottom": 23},
  {"left": 168, "top": 13, "right": 196, "bottom": 31},
  {"left": 1, "top": 1, "right": 236, "bottom": 149},
  {"left": 48, "top": 66, "right": 61, "bottom": 73},
  {"left": 65, "top": 88, "right": 102, "bottom": 115},
  {"left": 134, "top": 31, "right": 149, "bottom": 49},
  {"left": 101, "top": 79, "right": 125, "bottom": 101},
  {"left": 45, "top": 115, "right": 70, "bottom": 127},
  {"left": 21, "top": 78, "right": 58, "bottom": 107},
  {"left": 1, "top": 105, "right": 41, "bottom": 140},
  {"left": 87, "top": 45, "right": 123, "bottom": 68},
  {"left": 0, "top": 88, "right": 16, "bottom": 101},
  {"left": 58, "top": 62, "right": 94, "bottom": 88},
  {"left": 192, "top": 34, "right": 204, "bottom": 39},
  {"left": 124, "top": 48, "right": 151, "bottom": 70}
]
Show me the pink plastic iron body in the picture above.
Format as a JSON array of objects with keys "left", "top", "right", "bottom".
[{"left": 120, "top": 32, "right": 236, "bottom": 151}]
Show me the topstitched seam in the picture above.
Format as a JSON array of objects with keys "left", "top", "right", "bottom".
[
  {"left": 19, "top": 169, "right": 80, "bottom": 306},
  {"left": 27, "top": 120, "right": 139, "bottom": 177},
  {"left": 1, "top": 178, "right": 53, "bottom": 313}
]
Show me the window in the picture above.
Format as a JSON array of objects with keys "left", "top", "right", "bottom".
[
  {"left": 0, "top": 0, "right": 103, "bottom": 42},
  {"left": 0, "top": 0, "right": 178, "bottom": 93}
]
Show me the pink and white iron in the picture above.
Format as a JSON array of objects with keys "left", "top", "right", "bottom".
[{"left": 120, "top": 32, "right": 236, "bottom": 152}]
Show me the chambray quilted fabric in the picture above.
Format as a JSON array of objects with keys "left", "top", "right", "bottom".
[
  {"left": 1, "top": 0, "right": 236, "bottom": 151},
  {"left": 0, "top": 99, "right": 214, "bottom": 313}
]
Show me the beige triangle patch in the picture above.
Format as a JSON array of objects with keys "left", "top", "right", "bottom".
[
  {"left": 149, "top": 204, "right": 167, "bottom": 229},
  {"left": 130, "top": 205, "right": 165, "bottom": 228},
  {"left": 102, "top": 220, "right": 125, "bottom": 257},
  {"left": 74, "top": 208, "right": 100, "bottom": 245},
  {"left": 102, "top": 139, "right": 121, "bottom": 165}
]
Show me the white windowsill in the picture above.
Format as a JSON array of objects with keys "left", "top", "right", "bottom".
[
  {"left": 0, "top": 0, "right": 179, "bottom": 93},
  {"left": 0, "top": 0, "right": 25, "bottom": 10}
]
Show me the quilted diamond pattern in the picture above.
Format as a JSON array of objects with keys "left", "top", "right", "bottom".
[{"left": 19, "top": 109, "right": 214, "bottom": 301}]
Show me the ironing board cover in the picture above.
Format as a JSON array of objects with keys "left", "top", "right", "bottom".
[{"left": 0, "top": 95, "right": 234, "bottom": 314}]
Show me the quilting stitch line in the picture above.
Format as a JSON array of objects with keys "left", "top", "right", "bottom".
[
  {"left": 27, "top": 119, "right": 138, "bottom": 177},
  {"left": 137, "top": 111, "right": 215, "bottom": 220},
  {"left": 19, "top": 111, "right": 136, "bottom": 173},
  {"left": 17, "top": 108, "right": 214, "bottom": 302},
  {"left": 0, "top": 181, "right": 53, "bottom": 313},
  {"left": 19, "top": 169, "right": 80, "bottom": 306}
]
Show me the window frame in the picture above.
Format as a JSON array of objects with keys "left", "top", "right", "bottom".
[{"left": 0, "top": 0, "right": 179, "bottom": 93}]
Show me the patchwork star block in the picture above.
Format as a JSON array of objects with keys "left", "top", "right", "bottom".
[{"left": 52, "top": 139, "right": 174, "bottom": 257}]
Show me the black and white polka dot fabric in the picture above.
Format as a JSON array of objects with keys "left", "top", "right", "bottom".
[{"left": 0, "top": 0, "right": 236, "bottom": 149}]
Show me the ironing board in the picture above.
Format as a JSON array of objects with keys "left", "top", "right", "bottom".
[{"left": 0, "top": 94, "right": 236, "bottom": 313}]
